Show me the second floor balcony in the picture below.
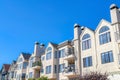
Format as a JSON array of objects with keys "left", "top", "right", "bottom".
[
  {"left": 32, "top": 61, "right": 41, "bottom": 70},
  {"left": 64, "top": 48, "right": 75, "bottom": 61}
]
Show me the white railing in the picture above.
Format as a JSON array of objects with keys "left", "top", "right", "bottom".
[{"left": 63, "top": 64, "right": 75, "bottom": 73}]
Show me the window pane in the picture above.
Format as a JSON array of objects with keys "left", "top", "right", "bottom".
[
  {"left": 99, "top": 32, "right": 111, "bottom": 45},
  {"left": 46, "top": 52, "right": 51, "bottom": 60},
  {"left": 105, "top": 52, "right": 109, "bottom": 63},
  {"left": 109, "top": 51, "right": 114, "bottom": 62},
  {"left": 89, "top": 56, "right": 92, "bottom": 66},
  {"left": 83, "top": 56, "right": 92, "bottom": 68},
  {"left": 101, "top": 51, "right": 114, "bottom": 64},
  {"left": 101, "top": 53, "right": 105, "bottom": 64},
  {"left": 47, "top": 47, "right": 52, "bottom": 51},
  {"left": 107, "top": 32, "right": 111, "bottom": 42},
  {"left": 99, "top": 26, "right": 109, "bottom": 33},
  {"left": 86, "top": 57, "right": 89, "bottom": 67},
  {"left": 82, "top": 39, "right": 91, "bottom": 50},
  {"left": 54, "top": 65, "right": 57, "bottom": 73},
  {"left": 82, "top": 34, "right": 90, "bottom": 40},
  {"left": 54, "top": 51, "right": 57, "bottom": 58}
]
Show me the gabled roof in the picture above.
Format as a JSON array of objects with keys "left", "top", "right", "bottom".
[
  {"left": 3, "top": 64, "right": 10, "bottom": 72},
  {"left": 80, "top": 27, "right": 94, "bottom": 38},
  {"left": 12, "top": 60, "right": 16, "bottom": 64},
  {"left": 21, "top": 53, "right": 31, "bottom": 60},
  {"left": 95, "top": 19, "right": 111, "bottom": 32},
  {"left": 50, "top": 42, "right": 58, "bottom": 48}
]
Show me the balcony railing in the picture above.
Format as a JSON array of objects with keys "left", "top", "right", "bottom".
[
  {"left": 32, "top": 61, "right": 41, "bottom": 67},
  {"left": 32, "top": 61, "right": 41, "bottom": 70},
  {"left": 63, "top": 64, "right": 75, "bottom": 73},
  {"left": 63, "top": 64, "right": 77, "bottom": 77}
]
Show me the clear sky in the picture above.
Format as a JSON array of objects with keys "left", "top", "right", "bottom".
[{"left": 0, "top": 0, "right": 120, "bottom": 68}]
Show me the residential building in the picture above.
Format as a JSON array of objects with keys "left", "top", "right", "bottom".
[
  {"left": 0, "top": 64, "right": 10, "bottom": 80},
  {"left": 26, "top": 42, "right": 45, "bottom": 79},
  {"left": 40, "top": 41, "right": 76, "bottom": 80},
  {"left": 8, "top": 60, "right": 16, "bottom": 80},
  {"left": 40, "top": 4, "right": 120, "bottom": 80},
  {"left": 15, "top": 53, "right": 31, "bottom": 80}
]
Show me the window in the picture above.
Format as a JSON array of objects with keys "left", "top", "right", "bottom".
[
  {"left": 18, "top": 58, "right": 23, "bottom": 62},
  {"left": 54, "top": 65, "right": 57, "bottom": 73},
  {"left": 47, "top": 47, "right": 52, "bottom": 51},
  {"left": 41, "top": 56, "right": 44, "bottom": 61},
  {"left": 29, "top": 72, "right": 33, "bottom": 78},
  {"left": 54, "top": 51, "right": 58, "bottom": 58},
  {"left": 99, "top": 26, "right": 111, "bottom": 45},
  {"left": 101, "top": 51, "right": 114, "bottom": 64},
  {"left": 46, "top": 52, "right": 52, "bottom": 60},
  {"left": 40, "top": 69, "right": 44, "bottom": 73},
  {"left": 17, "top": 63, "right": 23, "bottom": 69},
  {"left": 46, "top": 65, "right": 51, "bottom": 74},
  {"left": 17, "top": 74, "right": 21, "bottom": 80},
  {"left": 82, "top": 34, "right": 91, "bottom": 50},
  {"left": 29, "top": 57, "right": 34, "bottom": 68},
  {"left": 9, "top": 72, "right": 14, "bottom": 78},
  {"left": 58, "top": 64, "right": 65, "bottom": 73},
  {"left": 23, "top": 62, "right": 28, "bottom": 69},
  {"left": 22, "top": 73, "right": 26, "bottom": 78},
  {"left": 46, "top": 47, "right": 52, "bottom": 60},
  {"left": 83, "top": 56, "right": 92, "bottom": 67},
  {"left": 58, "top": 49, "right": 65, "bottom": 58}
]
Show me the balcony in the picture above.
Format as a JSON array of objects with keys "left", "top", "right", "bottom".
[
  {"left": 115, "top": 31, "right": 120, "bottom": 43},
  {"left": 32, "top": 61, "right": 41, "bottom": 70},
  {"left": 64, "top": 48, "right": 75, "bottom": 61},
  {"left": 63, "top": 64, "right": 77, "bottom": 77},
  {"left": 64, "top": 54, "right": 75, "bottom": 61}
]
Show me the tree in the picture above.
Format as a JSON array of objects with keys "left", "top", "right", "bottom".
[{"left": 79, "top": 71, "right": 109, "bottom": 80}]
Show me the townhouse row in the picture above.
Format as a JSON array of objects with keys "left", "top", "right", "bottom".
[{"left": 1, "top": 4, "right": 120, "bottom": 80}]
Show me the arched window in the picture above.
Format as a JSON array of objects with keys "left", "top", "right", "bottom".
[
  {"left": 82, "top": 34, "right": 91, "bottom": 50},
  {"left": 47, "top": 47, "right": 52, "bottom": 51},
  {"left": 99, "top": 26, "right": 111, "bottom": 45},
  {"left": 82, "top": 34, "right": 90, "bottom": 40},
  {"left": 46, "top": 47, "right": 52, "bottom": 60},
  {"left": 99, "top": 26, "right": 109, "bottom": 33}
]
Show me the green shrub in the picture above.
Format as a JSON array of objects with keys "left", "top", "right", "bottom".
[
  {"left": 37, "top": 76, "right": 48, "bottom": 80},
  {"left": 28, "top": 78, "right": 36, "bottom": 80}
]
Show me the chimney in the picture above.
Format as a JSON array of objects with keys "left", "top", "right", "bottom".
[
  {"left": 110, "top": 4, "right": 120, "bottom": 24},
  {"left": 74, "top": 23, "right": 82, "bottom": 40},
  {"left": 34, "top": 41, "right": 40, "bottom": 57}
]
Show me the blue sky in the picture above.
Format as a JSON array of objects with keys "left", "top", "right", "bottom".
[{"left": 0, "top": 0, "right": 120, "bottom": 68}]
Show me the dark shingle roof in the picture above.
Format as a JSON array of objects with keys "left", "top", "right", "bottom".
[
  {"left": 3, "top": 64, "right": 10, "bottom": 71},
  {"left": 50, "top": 42, "right": 58, "bottom": 48},
  {"left": 21, "top": 53, "right": 31, "bottom": 60}
]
